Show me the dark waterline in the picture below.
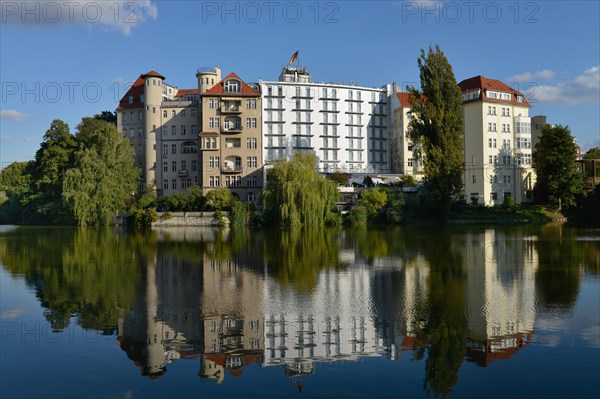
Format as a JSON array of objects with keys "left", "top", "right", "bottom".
[{"left": 0, "top": 224, "right": 598, "bottom": 399}]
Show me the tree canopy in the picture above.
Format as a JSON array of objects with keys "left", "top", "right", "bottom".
[
  {"left": 63, "top": 118, "right": 139, "bottom": 226},
  {"left": 583, "top": 147, "right": 600, "bottom": 160},
  {"left": 408, "top": 45, "right": 464, "bottom": 218},
  {"left": 263, "top": 152, "right": 338, "bottom": 227},
  {"left": 533, "top": 125, "right": 584, "bottom": 209}
]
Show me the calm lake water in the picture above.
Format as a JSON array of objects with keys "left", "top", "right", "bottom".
[{"left": 0, "top": 224, "right": 598, "bottom": 399}]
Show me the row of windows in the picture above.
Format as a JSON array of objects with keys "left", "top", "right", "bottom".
[
  {"left": 163, "top": 109, "right": 197, "bottom": 118},
  {"left": 479, "top": 174, "right": 512, "bottom": 184},
  {"left": 208, "top": 175, "right": 259, "bottom": 187},
  {"left": 487, "top": 106, "right": 512, "bottom": 116},
  {"left": 265, "top": 86, "right": 386, "bottom": 102},
  {"left": 163, "top": 177, "right": 196, "bottom": 190},
  {"left": 162, "top": 142, "right": 198, "bottom": 155},
  {"left": 163, "top": 160, "right": 198, "bottom": 172},
  {"left": 208, "top": 98, "right": 257, "bottom": 109},
  {"left": 161, "top": 125, "right": 198, "bottom": 136}
]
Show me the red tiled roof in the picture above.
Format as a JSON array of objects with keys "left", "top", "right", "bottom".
[
  {"left": 141, "top": 70, "right": 165, "bottom": 80},
  {"left": 203, "top": 72, "right": 260, "bottom": 96},
  {"left": 458, "top": 75, "right": 531, "bottom": 107},
  {"left": 175, "top": 88, "right": 198, "bottom": 97},
  {"left": 396, "top": 92, "right": 420, "bottom": 107},
  {"left": 116, "top": 75, "right": 145, "bottom": 111}
]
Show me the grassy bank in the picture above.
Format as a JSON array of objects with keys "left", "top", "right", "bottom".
[{"left": 447, "top": 205, "right": 564, "bottom": 223}]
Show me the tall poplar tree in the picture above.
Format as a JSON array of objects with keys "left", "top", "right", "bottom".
[{"left": 408, "top": 45, "right": 464, "bottom": 218}]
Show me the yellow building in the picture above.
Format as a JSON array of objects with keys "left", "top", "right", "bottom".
[
  {"left": 459, "top": 76, "right": 535, "bottom": 205},
  {"left": 199, "top": 72, "right": 263, "bottom": 202}
]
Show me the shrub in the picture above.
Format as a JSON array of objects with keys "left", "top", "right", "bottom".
[
  {"left": 346, "top": 205, "right": 368, "bottom": 227},
  {"left": 324, "top": 212, "right": 343, "bottom": 227}
]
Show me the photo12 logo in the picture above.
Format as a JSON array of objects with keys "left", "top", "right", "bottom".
[
  {"left": 199, "top": 1, "right": 340, "bottom": 24},
  {"left": 400, "top": 1, "right": 540, "bottom": 24},
  {"left": 1, "top": 1, "right": 145, "bottom": 25}
]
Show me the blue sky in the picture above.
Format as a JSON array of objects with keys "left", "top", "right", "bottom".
[{"left": 1, "top": 0, "right": 599, "bottom": 164}]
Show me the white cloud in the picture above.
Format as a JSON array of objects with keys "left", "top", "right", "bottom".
[
  {"left": 0, "top": 1, "right": 158, "bottom": 36},
  {"left": 507, "top": 69, "right": 557, "bottom": 83},
  {"left": 0, "top": 109, "right": 29, "bottom": 121},
  {"left": 535, "top": 66, "right": 600, "bottom": 105}
]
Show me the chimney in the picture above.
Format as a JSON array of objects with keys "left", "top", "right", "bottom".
[{"left": 393, "top": 82, "right": 397, "bottom": 93}]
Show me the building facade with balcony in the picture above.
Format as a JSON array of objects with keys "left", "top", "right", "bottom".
[
  {"left": 259, "top": 66, "right": 393, "bottom": 175},
  {"left": 459, "top": 76, "right": 535, "bottom": 205},
  {"left": 199, "top": 72, "right": 263, "bottom": 202},
  {"left": 117, "top": 69, "right": 205, "bottom": 195}
]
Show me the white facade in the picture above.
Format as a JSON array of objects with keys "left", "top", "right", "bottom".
[
  {"left": 259, "top": 67, "right": 392, "bottom": 174},
  {"left": 390, "top": 91, "right": 425, "bottom": 178}
]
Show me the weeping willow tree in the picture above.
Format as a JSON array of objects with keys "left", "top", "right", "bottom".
[{"left": 263, "top": 153, "right": 338, "bottom": 227}]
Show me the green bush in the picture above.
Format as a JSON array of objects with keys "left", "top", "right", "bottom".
[
  {"left": 324, "top": 212, "right": 343, "bottom": 227},
  {"left": 346, "top": 206, "right": 368, "bottom": 227},
  {"left": 230, "top": 199, "right": 248, "bottom": 228},
  {"left": 163, "top": 211, "right": 173, "bottom": 220}
]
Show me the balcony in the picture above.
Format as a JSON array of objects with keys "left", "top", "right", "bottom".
[
  {"left": 221, "top": 124, "right": 242, "bottom": 133},
  {"left": 221, "top": 165, "right": 243, "bottom": 173},
  {"left": 221, "top": 103, "right": 241, "bottom": 113}
]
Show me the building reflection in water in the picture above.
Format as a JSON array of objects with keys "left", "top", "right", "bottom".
[{"left": 116, "top": 226, "right": 540, "bottom": 386}]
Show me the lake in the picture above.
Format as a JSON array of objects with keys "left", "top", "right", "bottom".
[{"left": 0, "top": 224, "right": 598, "bottom": 399}]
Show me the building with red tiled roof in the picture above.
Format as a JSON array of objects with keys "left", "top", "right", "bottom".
[
  {"left": 199, "top": 72, "right": 263, "bottom": 202},
  {"left": 458, "top": 75, "right": 535, "bottom": 206},
  {"left": 390, "top": 87, "right": 425, "bottom": 179}
]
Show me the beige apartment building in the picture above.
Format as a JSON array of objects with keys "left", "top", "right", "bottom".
[
  {"left": 199, "top": 72, "right": 263, "bottom": 202},
  {"left": 459, "top": 76, "right": 535, "bottom": 205},
  {"left": 390, "top": 90, "right": 425, "bottom": 179},
  {"left": 116, "top": 68, "right": 262, "bottom": 203}
]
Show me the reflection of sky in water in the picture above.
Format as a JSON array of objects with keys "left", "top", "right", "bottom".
[{"left": 535, "top": 280, "right": 600, "bottom": 349}]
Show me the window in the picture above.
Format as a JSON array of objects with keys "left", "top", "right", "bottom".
[
  {"left": 191, "top": 108, "right": 197, "bottom": 117},
  {"left": 491, "top": 192, "right": 498, "bottom": 201},
  {"left": 472, "top": 175, "right": 476, "bottom": 184},
  {"left": 172, "top": 110, "right": 175, "bottom": 117},
  {"left": 408, "top": 158, "right": 413, "bottom": 167},
  {"left": 171, "top": 144, "right": 176, "bottom": 154},
  {"left": 128, "top": 95, "right": 133, "bottom": 104},
  {"left": 246, "top": 192, "right": 256, "bottom": 202},
  {"left": 182, "top": 141, "right": 198, "bottom": 154},
  {"left": 163, "top": 180, "right": 168, "bottom": 190},
  {"left": 172, "top": 125, "right": 176, "bottom": 135},
  {"left": 224, "top": 79, "right": 240, "bottom": 93},
  {"left": 503, "top": 139, "right": 511, "bottom": 149},
  {"left": 191, "top": 125, "right": 197, "bottom": 135},
  {"left": 163, "top": 110, "right": 168, "bottom": 117},
  {"left": 172, "top": 161, "right": 177, "bottom": 172},
  {"left": 163, "top": 162, "right": 168, "bottom": 172},
  {"left": 181, "top": 125, "right": 186, "bottom": 135},
  {"left": 246, "top": 99, "right": 256, "bottom": 109},
  {"left": 162, "top": 144, "right": 168, "bottom": 156},
  {"left": 246, "top": 156, "right": 257, "bottom": 168},
  {"left": 209, "top": 99, "right": 219, "bottom": 109},
  {"left": 172, "top": 179, "right": 177, "bottom": 190}
]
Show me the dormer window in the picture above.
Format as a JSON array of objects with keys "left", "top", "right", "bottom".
[
  {"left": 516, "top": 95, "right": 523, "bottom": 102},
  {"left": 128, "top": 95, "right": 133, "bottom": 104},
  {"left": 224, "top": 79, "right": 240, "bottom": 93}
]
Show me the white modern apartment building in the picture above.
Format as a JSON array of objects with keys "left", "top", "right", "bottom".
[
  {"left": 459, "top": 76, "right": 535, "bottom": 205},
  {"left": 259, "top": 66, "right": 393, "bottom": 174}
]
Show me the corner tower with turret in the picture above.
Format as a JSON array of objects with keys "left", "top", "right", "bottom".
[{"left": 141, "top": 70, "right": 165, "bottom": 188}]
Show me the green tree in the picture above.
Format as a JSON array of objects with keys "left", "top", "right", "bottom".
[
  {"left": 93, "top": 110, "right": 117, "bottom": 126},
  {"left": 357, "top": 188, "right": 388, "bottom": 220},
  {"left": 263, "top": 152, "right": 338, "bottom": 227},
  {"left": 62, "top": 118, "right": 138, "bottom": 226},
  {"left": 0, "top": 161, "right": 33, "bottom": 223},
  {"left": 27, "top": 120, "right": 78, "bottom": 224},
  {"left": 327, "top": 171, "right": 349, "bottom": 186},
  {"left": 533, "top": 125, "right": 584, "bottom": 209},
  {"left": 583, "top": 147, "right": 600, "bottom": 160},
  {"left": 205, "top": 187, "right": 232, "bottom": 211},
  {"left": 408, "top": 45, "right": 464, "bottom": 218}
]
